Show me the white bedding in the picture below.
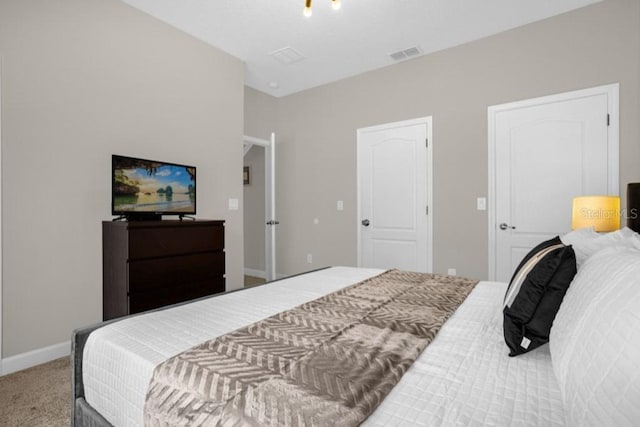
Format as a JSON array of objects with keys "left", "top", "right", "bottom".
[{"left": 83, "top": 267, "right": 566, "bottom": 426}]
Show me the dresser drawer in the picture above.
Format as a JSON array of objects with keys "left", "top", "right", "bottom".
[
  {"left": 103, "top": 220, "right": 226, "bottom": 321},
  {"left": 128, "top": 224, "right": 224, "bottom": 259},
  {"left": 129, "top": 278, "right": 225, "bottom": 314},
  {"left": 128, "top": 252, "right": 224, "bottom": 293}
]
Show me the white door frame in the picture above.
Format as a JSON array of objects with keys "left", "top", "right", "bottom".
[
  {"left": 487, "top": 84, "right": 619, "bottom": 280},
  {"left": 243, "top": 133, "right": 277, "bottom": 281},
  {"left": 356, "top": 117, "right": 433, "bottom": 272},
  {"left": 0, "top": 58, "right": 3, "bottom": 372}
]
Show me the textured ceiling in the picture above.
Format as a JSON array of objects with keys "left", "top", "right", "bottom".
[{"left": 119, "top": 0, "right": 601, "bottom": 97}]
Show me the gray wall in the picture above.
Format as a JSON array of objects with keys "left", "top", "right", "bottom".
[
  {"left": 246, "top": 0, "right": 640, "bottom": 280},
  {"left": 244, "top": 88, "right": 278, "bottom": 138},
  {"left": 0, "top": 0, "right": 244, "bottom": 357}
]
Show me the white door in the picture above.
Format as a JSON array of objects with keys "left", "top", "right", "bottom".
[
  {"left": 489, "top": 85, "right": 619, "bottom": 282},
  {"left": 357, "top": 118, "right": 432, "bottom": 272},
  {"left": 264, "top": 133, "right": 277, "bottom": 281},
  {"left": 0, "top": 61, "right": 3, "bottom": 373}
]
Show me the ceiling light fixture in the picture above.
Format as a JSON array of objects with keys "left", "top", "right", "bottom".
[{"left": 304, "top": 0, "right": 341, "bottom": 16}]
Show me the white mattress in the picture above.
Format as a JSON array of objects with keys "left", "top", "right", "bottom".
[{"left": 83, "top": 267, "right": 566, "bottom": 426}]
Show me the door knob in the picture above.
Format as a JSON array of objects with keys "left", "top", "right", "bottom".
[
  {"left": 361, "top": 219, "right": 370, "bottom": 227},
  {"left": 499, "top": 223, "right": 516, "bottom": 230},
  {"left": 266, "top": 220, "right": 280, "bottom": 225}
]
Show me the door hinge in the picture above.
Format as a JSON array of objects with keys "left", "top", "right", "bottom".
[
  {"left": 426, "top": 138, "right": 429, "bottom": 148},
  {"left": 607, "top": 114, "right": 610, "bottom": 126},
  {"left": 426, "top": 205, "right": 429, "bottom": 215}
]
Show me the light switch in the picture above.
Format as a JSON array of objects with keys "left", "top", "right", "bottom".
[
  {"left": 337, "top": 200, "right": 344, "bottom": 211},
  {"left": 228, "top": 198, "right": 239, "bottom": 210},
  {"left": 313, "top": 218, "right": 319, "bottom": 225},
  {"left": 477, "top": 197, "right": 487, "bottom": 211}
]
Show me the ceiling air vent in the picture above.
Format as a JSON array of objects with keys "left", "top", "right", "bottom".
[
  {"left": 269, "top": 47, "right": 306, "bottom": 65},
  {"left": 389, "top": 46, "right": 423, "bottom": 62}
]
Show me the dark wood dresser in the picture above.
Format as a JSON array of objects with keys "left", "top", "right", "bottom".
[{"left": 102, "top": 220, "right": 225, "bottom": 320}]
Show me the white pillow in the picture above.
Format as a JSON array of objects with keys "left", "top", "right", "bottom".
[
  {"left": 560, "top": 227, "right": 598, "bottom": 268},
  {"left": 561, "top": 227, "right": 640, "bottom": 268},
  {"left": 549, "top": 246, "right": 640, "bottom": 426}
]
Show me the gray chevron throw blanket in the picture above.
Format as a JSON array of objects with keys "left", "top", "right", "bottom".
[{"left": 144, "top": 270, "right": 477, "bottom": 426}]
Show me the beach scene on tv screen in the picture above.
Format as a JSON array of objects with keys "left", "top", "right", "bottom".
[{"left": 114, "top": 159, "right": 195, "bottom": 213}]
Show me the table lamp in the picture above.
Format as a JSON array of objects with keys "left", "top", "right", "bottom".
[{"left": 572, "top": 196, "right": 620, "bottom": 231}]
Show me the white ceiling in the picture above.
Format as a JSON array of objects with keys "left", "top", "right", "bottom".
[{"left": 119, "top": 0, "right": 601, "bottom": 97}]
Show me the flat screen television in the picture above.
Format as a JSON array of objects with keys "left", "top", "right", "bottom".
[{"left": 112, "top": 155, "right": 196, "bottom": 220}]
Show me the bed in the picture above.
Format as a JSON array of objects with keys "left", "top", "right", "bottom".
[{"left": 72, "top": 238, "right": 640, "bottom": 426}]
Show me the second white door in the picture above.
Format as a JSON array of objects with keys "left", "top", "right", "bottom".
[
  {"left": 357, "top": 118, "right": 432, "bottom": 272},
  {"left": 489, "top": 84, "right": 618, "bottom": 282}
]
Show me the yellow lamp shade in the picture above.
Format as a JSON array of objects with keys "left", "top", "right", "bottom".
[{"left": 572, "top": 196, "right": 621, "bottom": 231}]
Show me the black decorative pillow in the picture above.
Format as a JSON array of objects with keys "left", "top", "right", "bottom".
[{"left": 503, "top": 236, "right": 577, "bottom": 356}]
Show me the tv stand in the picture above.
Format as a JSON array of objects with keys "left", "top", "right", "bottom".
[{"left": 179, "top": 214, "right": 196, "bottom": 221}]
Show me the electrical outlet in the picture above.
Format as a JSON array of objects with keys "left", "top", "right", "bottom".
[
  {"left": 307, "top": 253, "right": 313, "bottom": 264},
  {"left": 447, "top": 268, "right": 457, "bottom": 276},
  {"left": 337, "top": 200, "right": 344, "bottom": 211}
]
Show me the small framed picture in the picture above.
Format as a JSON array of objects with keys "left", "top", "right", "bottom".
[{"left": 243, "top": 166, "right": 251, "bottom": 185}]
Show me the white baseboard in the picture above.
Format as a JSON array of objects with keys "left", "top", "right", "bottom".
[
  {"left": 244, "top": 268, "right": 266, "bottom": 279},
  {"left": 1, "top": 340, "right": 70, "bottom": 376}
]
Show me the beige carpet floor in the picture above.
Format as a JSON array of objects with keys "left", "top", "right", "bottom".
[
  {"left": 244, "top": 275, "right": 266, "bottom": 288},
  {"left": 0, "top": 357, "right": 70, "bottom": 427}
]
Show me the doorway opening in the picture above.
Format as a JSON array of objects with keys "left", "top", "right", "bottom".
[{"left": 243, "top": 134, "right": 277, "bottom": 285}]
